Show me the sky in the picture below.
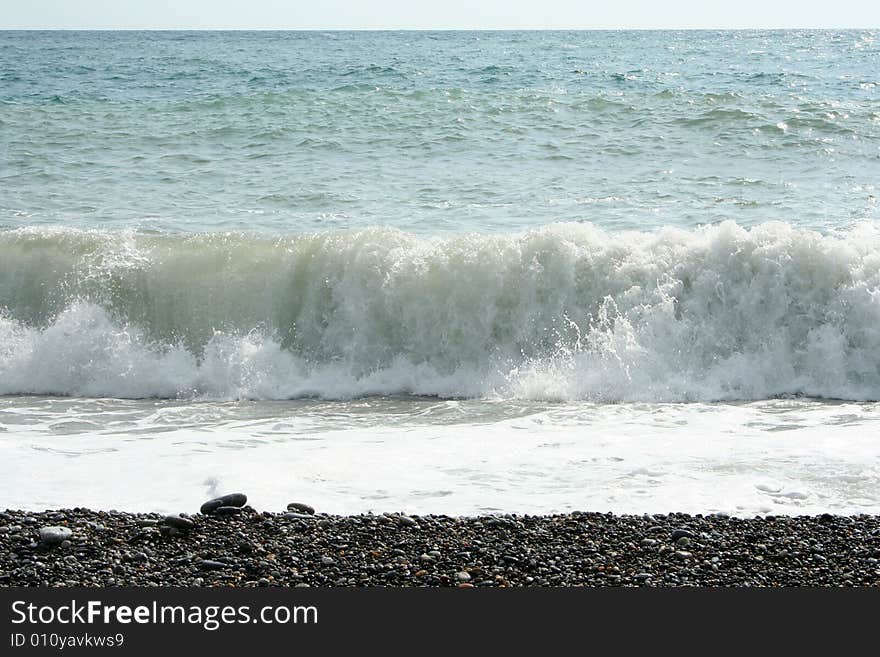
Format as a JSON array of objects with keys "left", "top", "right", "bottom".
[{"left": 2, "top": 0, "right": 880, "bottom": 30}]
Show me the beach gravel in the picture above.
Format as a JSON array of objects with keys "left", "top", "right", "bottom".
[{"left": 2, "top": 509, "right": 879, "bottom": 587}]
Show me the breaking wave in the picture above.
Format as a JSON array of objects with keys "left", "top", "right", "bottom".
[{"left": 2, "top": 221, "right": 880, "bottom": 401}]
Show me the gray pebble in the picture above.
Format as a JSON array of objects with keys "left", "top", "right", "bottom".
[
  {"left": 162, "top": 515, "right": 195, "bottom": 530},
  {"left": 39, "top": 526, "right": 72, "bottom": 546},
  {"left": 286, "top": 503, "right": 315, "bottom": 515},
  {"left": 200, "top": 493, "right": 247, "bottom": 515},
  {"left": 284, "top": 512, "right": 316, "bottom": 520},
  {"left": 213, "top": 506, "right": 241, "bottom": 516}
]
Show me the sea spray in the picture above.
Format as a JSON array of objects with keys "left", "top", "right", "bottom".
[{"left": 1, "top": 221, "right": 879, "bottom": 401}]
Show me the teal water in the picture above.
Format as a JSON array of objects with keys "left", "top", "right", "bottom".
[{"left": 2, "top": 30, "right": 879, "bottom": 234}]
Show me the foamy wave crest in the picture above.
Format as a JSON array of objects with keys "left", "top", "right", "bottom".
[{"left": 1, "top": 221, "right": 880, "bottom": 401}]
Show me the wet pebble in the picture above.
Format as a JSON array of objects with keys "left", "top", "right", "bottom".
[
  {"left": 162, "top": 515, "right": 195, "bottom": 530},
  {"left": 200, "top": 493, "right": 247, "bottom": 515},
  {"left": 213, "top": 506, "right": 242, "bottom": 516}
]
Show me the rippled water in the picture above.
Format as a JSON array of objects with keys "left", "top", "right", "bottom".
[
  {"left": 1, "top": 31, "right": 879, "bottom": 515},
  {"left": 3, "top": 30, "right": 879, "bottom": 234}
]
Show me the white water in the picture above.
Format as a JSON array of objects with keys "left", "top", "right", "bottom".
[
  {"left": 2, "top": 221, "right": 880, "bottom": 515},
  {"left": 2, "top": 221, "right": 880, "bottom": 402},
  {"left": 1, "top": 396, "right": 878, "bottom": 516}
]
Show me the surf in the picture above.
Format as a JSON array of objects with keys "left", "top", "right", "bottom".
[{"left": 1, "top": 220, "right": 879, "bottom": 401}]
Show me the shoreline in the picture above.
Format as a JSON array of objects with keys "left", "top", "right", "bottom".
[{"left": 2, "top": 507, "right": 879, "bottom": 587}]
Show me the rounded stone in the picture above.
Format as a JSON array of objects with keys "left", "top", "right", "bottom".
[
  {"left": 213, "top": 506, "right": 241, "bottom": 516},
  {"left": 286, "top": 503, "right": 315, "bottom": 515},
  {"left": 284, "top": 512, "right": 316, "bottom": 520},
  {"left": 200, "top": 493, "right": 247, "bottom": 515},
  {"left": 39, "top": 526, "right": 72, "bottom": 546},
  {"left": 163, "top": 515, "right": 195, "bottom": 530}
]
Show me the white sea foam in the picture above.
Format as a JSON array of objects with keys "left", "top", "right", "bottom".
[
  {"left": 1, "top": 221, "right": 880, "bottom": 401},
  {"left": 2, "top": 396, "right": 879, "bottom": 515}
]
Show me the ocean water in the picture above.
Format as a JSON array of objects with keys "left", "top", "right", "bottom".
[{"left": 1, "top": 30, "right": 879, "bottom": 516}]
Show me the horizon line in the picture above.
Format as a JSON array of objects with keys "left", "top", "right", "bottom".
[{"left": 2, "top": 26, "right": 878, "bottom": 32}]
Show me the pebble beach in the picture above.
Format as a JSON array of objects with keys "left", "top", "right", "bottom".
[{"left": 2, "top": 497, "right": 879, "bottom": 587}]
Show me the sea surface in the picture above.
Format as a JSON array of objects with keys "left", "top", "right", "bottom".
[{"left": 1, "top": 30, "right": 879, "bottom": 515}]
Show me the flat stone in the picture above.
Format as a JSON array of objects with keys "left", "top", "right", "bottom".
[{"left": 284, "top": 512, "right": 316, "bottom": 520}]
